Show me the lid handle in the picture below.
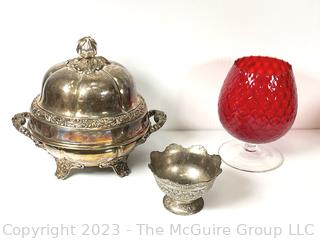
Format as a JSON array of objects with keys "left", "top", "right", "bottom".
[{"left": 76, "top": 36, "right": 97, "bottom": 58}]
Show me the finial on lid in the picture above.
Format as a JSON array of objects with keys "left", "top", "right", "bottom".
[{"left": 76, "top": 36, "right": 97, "bottom": 58}]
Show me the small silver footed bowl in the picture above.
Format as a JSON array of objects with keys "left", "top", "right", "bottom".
[{"left": 149, "top": 144, "right": 222, "bottom": 215}]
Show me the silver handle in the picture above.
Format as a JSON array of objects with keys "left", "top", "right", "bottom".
[
  {"left": 12, "top": 112, "right": 43, "bottom": 148},
  {"left": 139, "top": 110, "right": 167, "bottom": 144}
]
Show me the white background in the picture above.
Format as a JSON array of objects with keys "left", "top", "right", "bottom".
[
  {"left": 0, "top": 1, "right": 319, "bottom": 240},
  {"left": 1, "top": 0, "right": 320, "bottom": 130}
]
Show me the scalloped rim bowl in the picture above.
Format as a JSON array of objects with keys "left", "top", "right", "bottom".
[{"left": 149, "top": 144, "right": 222, "bottom": 215}]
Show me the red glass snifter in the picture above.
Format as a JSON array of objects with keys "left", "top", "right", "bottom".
[{"left": 218, "top": 56, "right": 297, "bottom": 172}]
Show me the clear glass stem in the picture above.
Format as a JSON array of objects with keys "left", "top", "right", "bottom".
[
  {"left": 243, "top": 142, "right": 257, "bottom": 152},
  {"left": 219, "top": 140, "right": 284, "bottom": 172}
]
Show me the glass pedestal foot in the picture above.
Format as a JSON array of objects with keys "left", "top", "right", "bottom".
[{"left": 218, "top": 140, "right": 284, "bottom": 172}]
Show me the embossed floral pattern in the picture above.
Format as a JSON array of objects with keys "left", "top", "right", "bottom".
[{"left": 31, "top": 95, "right": 147, "bottom": 129}]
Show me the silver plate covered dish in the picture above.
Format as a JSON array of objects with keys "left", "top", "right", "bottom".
[{"left": 12, "top": 36, "right": 166, "bottom": 179}]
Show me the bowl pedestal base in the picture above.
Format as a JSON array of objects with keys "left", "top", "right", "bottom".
[{"left": 163, "top": 195, "right": 204, "bottom": 215}]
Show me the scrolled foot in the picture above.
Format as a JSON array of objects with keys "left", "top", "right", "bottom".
[
  {"left": 112, "top": 161, "right": 131, "bottom": 177},
  {"left": 98, "top": 156, "right": 130, "bottom": 177},
  {"left": 55, "top": 158, "right": 84, "bottom": 180}
]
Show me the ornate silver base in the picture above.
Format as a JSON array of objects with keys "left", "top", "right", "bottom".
[
  {"left": 55, "top": 158, "right": 84, "bottom": 179},
  {"left": 163, "top": 195, "right": 204, "bottom": 215},
  {"left": 99, "top": 156, "right": 130, "bottom": 178},
  {"left": 55, "top": 156, "right": 130, "bottom": 179}
]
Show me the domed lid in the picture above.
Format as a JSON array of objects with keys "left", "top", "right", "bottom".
[{"left": 36, "top": 36, "right": 142, "bottom": 119}]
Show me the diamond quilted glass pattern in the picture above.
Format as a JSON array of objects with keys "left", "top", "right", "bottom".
[{"left": 218, "top": 56, "right": 298, "bottom": 143}]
